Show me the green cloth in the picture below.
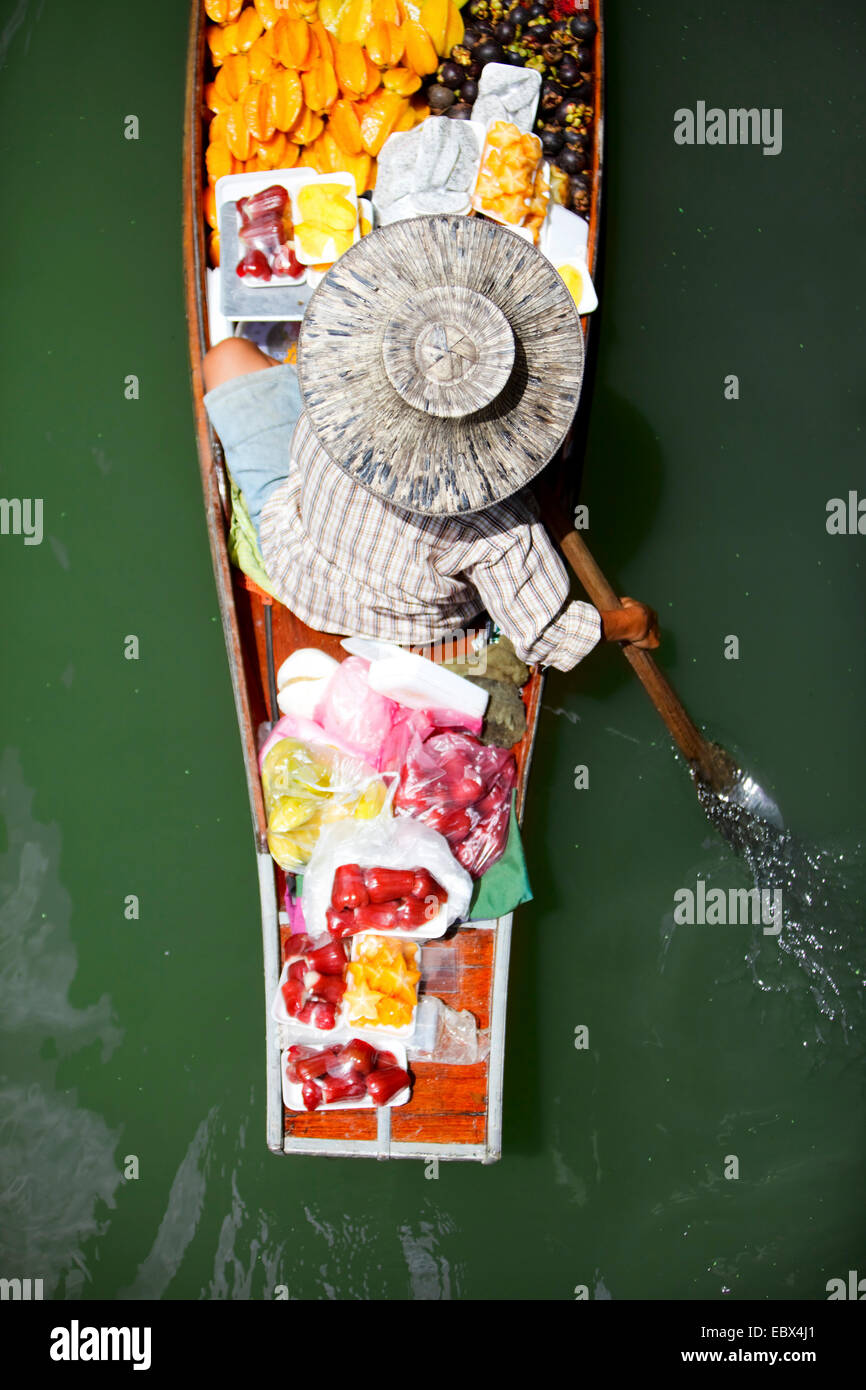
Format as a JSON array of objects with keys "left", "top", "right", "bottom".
[
  {"left": 469, "top": 797, "right": 533, "bottom": 921},
  {"left": 227, "top": 476, "right": 279, "bottom": 600}
]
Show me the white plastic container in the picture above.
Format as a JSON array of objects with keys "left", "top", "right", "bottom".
[
  {"left": 281, "top": 1040, "right": 410, "bottom": 1113},
  {"left": 271, "top": 937, "right": 419, "bottom": 1041},
  {"left": 369, "top": 652, "right": 488, "bottom": 721}
]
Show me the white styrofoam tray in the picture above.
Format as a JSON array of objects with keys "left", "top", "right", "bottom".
[{"left": 281, "top": 1039, "right": 410, "bottom": 1112}]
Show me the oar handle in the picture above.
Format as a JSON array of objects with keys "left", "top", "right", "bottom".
[{"left": 555, "top": 527, "right": 729, "bottom": 789}]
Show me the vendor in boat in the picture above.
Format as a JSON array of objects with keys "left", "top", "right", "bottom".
[{"left": 202, "top": 216, "right": 659, "bottom": 668}]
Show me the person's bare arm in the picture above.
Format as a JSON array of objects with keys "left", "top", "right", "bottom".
[{"left": 202, "top": 337, "right": 279, "bottom": 393}]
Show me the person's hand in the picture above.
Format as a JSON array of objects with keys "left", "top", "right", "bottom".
[{"left": 600, "top": 597, "right": 660, "bottom": 649}]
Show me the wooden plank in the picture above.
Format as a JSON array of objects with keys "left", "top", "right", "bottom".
[{"left": 391, "top": 1112, "right": 486, "bottom": 1145}]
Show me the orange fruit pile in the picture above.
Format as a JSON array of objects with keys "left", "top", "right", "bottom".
[{"left": 344, "top": 935, "right": 421, "bottom": 1030}]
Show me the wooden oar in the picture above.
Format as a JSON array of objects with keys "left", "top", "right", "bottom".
[{"left": 547, "top": 517, "right": 782, "bottom": 825}]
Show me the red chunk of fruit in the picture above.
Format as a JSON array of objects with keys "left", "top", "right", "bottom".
[
  {"left": 331, "top": 863, "right": 370, "bottom": 911},
  {"left": 366, "top": 1066, "right": 410, "bottom": 1105},
  {"left": 310, "top": 974, "right": 347, "bottom": 1006},
  {"left": 319, "top": 1074, "right": 367, "bottom": 1104},
  {"left": 302, "top": 1078, "right": 323, "bottom": 1111},
  {"left": 363, "top": 866, "right": 417, "bottom": 903},
  {"left": 353, "top": 902, "right": 401, "bottom": 931},
  {"left": 411, "top": 868, "right": 446, "bottom": 904},
  {"left": 281, "top": 977, "right": 307, "bottom": 1018},
  {"left": 331, "top": 1038, "right": 377, "bottom": 1077},
  {"left": 271, "top": 243, "right": 304, "bottom": 278},
  {"left": 393, "top": 896, "right": 428, "bottom": 929},
  {"left": 326, "top": 905, "right": 357, "bottom": 939},
  {"left": 297, "top": 1000, "right": 337, "bottom": 1030},
  {"left": 305, "top": 939, "right": 348, "bottom": 975},
  {"left": 236, "top": 248, "right": 271, "bottom": 280}
]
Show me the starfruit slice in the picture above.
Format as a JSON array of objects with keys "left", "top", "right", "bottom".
[
  {"left": 208, "top": 228, "right": 221, "bottom": 267},
  {"left": 247, "top": 34, "right": 276, "bottom": 81},
  {"left": 443, "top": 0, "right": 464, "bottom": 54},
  {"left": 202, "top": 183, "right": 218, "bottom": 230},
  {"left": 328, "top": 98, "right": 363, "bottom": 155},
  {"left": 242, "top": 81, "right": 276, "bottom": 141},
  {"left": 337, "top": 0, "right": 374, "bottom": 45},
  {"left": 288, "top": 107, "right": 325, "bottom": 145},
  {"left": 220, "top": 52, "right": 250, "bottom": 101},
  {"left": 358, "top": 90, "right": 409, "bottom": 156},
  {"left": 254, "top": 130, "right": 298, "bottom": 169},
  {"left": 310, "top": 18, "right": 336, "bottom": 62},
  {"left": 225, "top": 101, "right": 254, "bottom": 160},
  {"left": 382, "top": 66, "right": 422, "bottom": 96},
  {"left": 235, "top": 7, "right": 265, "bottom": 50},
  {"left": 205, "top": 0, "right": 243, "bottom": 23},
  {"left": 403, "top": 20, "right": 438, "bottom": 75},
  {"left": 301, "top": 59, "right": 339, "bottom": 112},
  {"left": 205, "top": 139, "right": 240, "bottom": 183},
  {"left": 366, "top": 19, "right": 404, "bottom": 66},
  {"left": 273, "top": 15, "right": 312, "bottom": 69},
  {"left": 269, "top": 69, "right": 303, "bottom": 131},
  {"left": 418, "top": 0, "right": 448, "bottom": 54}
]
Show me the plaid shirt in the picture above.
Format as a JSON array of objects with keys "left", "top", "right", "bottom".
[{"left": 258, "top": 410, "right": 601, "bottom": 671}]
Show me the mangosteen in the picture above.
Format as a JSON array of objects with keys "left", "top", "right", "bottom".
[
  {"left": 527, "top": 1, "right": 547, "bottom": 17},
  {"left": 447, "top": 102, "right": 474, "bottom": 119},
  {"left": 540, "top": 126, "right": 563, "bottom": 156},
  {"left": 510, "top": 4, "right": 531, "bottom": 26},
  {"left": 428, "top": 83, "right": 456, "bottom": 111},
  {"left": 463, "top": 25, "right": 482, "bottom": 46},
  {"left": 465, "top": 59, "right": 482, "bottom": 79},
  {"left": 460, "top": 78, "right": 479, "bottom": 103},
  {"left": 550, "top": 21, "right": 574, "bottom": 47},
  {"left": 475, "top": 38, "right": 505, "bottom": 63},
  {"left": 570, "top": 14, "right": 597, "bottom": 41},
  {"left": 495, "top": 19, "right": 516, "bottom": 42},
  {"left": 555, "top": 96, "right": 590, "bottom": 127},
  {"left": 558, "top": 53, "right": 580, "bottom": 86},
  {"left": 502, "top": 43, "right": 524, "bottom": 64},
  {"left": 541, "top": 41, "right": 564, "bottom": 65},
  {"left": 539, "top": 78, "right": 564, "bottom": 112},
  {"left": 557, "top": 144, "right": 586, "bottom": 173},
  {"left": 562, "top": 126, "right": 589, "bottom": 150},
  {"left": 526, "top": 17, "right": 551, "bottom": 42},
  {"left": 467, "top": 0, "right": 490, "bottom": 16},
  {"left": 439, "top": 60, "right": 463, "bottom": 88},
  {"left": 450, "top": 44, "right": 474, "bottom": 67}
]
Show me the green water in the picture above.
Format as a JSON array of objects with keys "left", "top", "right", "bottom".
[{"left": 1, "top": 0, "right": 863, "bottom": 1301}]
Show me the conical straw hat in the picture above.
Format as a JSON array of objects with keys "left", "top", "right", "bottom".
[{"left": 297, "top": 213, "right": 584, "bottom": 516}]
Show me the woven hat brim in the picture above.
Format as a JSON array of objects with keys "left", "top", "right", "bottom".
[{"left": 297, "top": 214, "right": 584, "bottom": 516}]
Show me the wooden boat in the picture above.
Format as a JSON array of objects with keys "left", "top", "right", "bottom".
[{"left": 183, "top": 0, "right": 604, "bottom": 1162}]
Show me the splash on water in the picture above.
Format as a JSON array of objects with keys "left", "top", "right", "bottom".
[{"left": 697, "top": 781, "right": 866, "bottom": 1044}]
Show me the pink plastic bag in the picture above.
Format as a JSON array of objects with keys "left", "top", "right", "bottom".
[
  {"left": 393, "top": 730, "right": 517, "bottom": 878},
  {"left": 313, "top": 657, "right": 397, "bottom": 765}
]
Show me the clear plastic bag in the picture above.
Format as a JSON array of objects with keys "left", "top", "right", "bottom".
[
  {"left": 408, "top": 997, "right": 489, "bottom": 1065},
  {"left": 393, "top": 730, "right": 517, "bottom": 878},
  {"left": 302, "top": 807, "right": 473, "bottom": 941},
  {"left": 260, "top": 737, "right": 387, "bottom": 872}
]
